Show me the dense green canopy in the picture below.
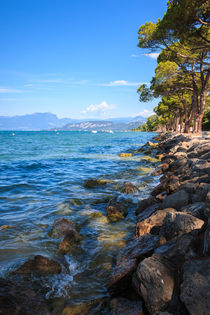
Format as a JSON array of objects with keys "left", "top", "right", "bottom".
[{"left": 137, "top": 0, "right": 210, "bottom": 133}]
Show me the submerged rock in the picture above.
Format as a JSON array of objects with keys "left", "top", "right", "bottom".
[
  {"left": 180, "top": 259, "right": 210, "bottom": 315},
  {"left": 0, "top": 277, "right": 50, "bottom": 315},
  {"left": 49, "top": 218, "right": 81, "bottom": 254},
  {"left": 13, "top": 255, "right": 61, "bottom": 275},
  {"left": 84, "top": 178, "right": 111, "bottom": 188},
  {"left": 110, "top": 297, "right": 144, "bottom": 315},
  {"left": 120, "top": 153, "right": 133, "bottom": 157},
  {"left": 121, "top": 182, "right": 139, "bottom": 194},
  {"left": 106, "top": 199, "right": 128, "bottom": 222},
  {"left": 49, "top": 217, "right": 76, "bottom": 238},
  {"left": 132, "top": 254, "right": 175, "bottom": 314},
  {"left": 58, "top": 230, "right": 82, "bottom": 254}
]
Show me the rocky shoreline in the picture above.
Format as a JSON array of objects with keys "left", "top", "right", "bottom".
[
  {"left": 107, "top": 132, "right": 210, "bottom": 315},
  {"left": 0, "top": 132, "right": 209, "bottom": 314}
]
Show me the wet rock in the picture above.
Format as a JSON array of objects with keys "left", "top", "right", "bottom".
[
  {"left": 180, "top": 259, "right": 210, "bottom": 315},
  {"left": 49, "top": 217, "right": 77, "bottom": 238},
  {"left": 136, "top": 197, "right": 158, "bottom": 215},
  {"left": 136, "top": 203, "right": 162, "bottom": 222},
  {"left": 135, "top": 209, "right": 176, "bottom": 239},
  {"left": 13, "top": 255, "right": 61, "bottom": 275},
  {"left": 106, "top": 199, "right": 128, "bottom": 222},
  {"left": 110, "top": 298, "right": 144, "bottom": 315},
  {"left": 58, "top": 230, "right": 82, "bottom": 254},
  {"left": 151, "top": 168, "right": 163, "bottom": 176},
  {"left": 180, "top": 202, "right": 206, "bottom": 219},
  {"left": 155, "top": 233, "right": 198, "bottom": 265},
  {"left": 0, "top": 277, "right": 50, "bottom": 315},
  {"left": 180, "top": 181, "right": 199, "bottom": 194},
  {"left": 160, "top": 211, "right": 204, "bottom": 241},
  {"left": 0, "top": 225, "right": 13, "bottom": 230},
  {"left": 203, "top": 220, "right": 210, "bottom": 255},
  {"left": 107, "top": 258, "right": 137, "bottom": 296},
  {"left": 132, "top": 254, "right": 175, "bottom": 314},
  {"left": 162, "top": 190, "right": 189, "bottom": 210},
  {"left": 151, "top": 182, "right": 167, "bottom": 197},
  {"left": 122, "top": 182, "right": 139, "bottom": 194},
  {"left": 116, "top": 234, "right": 161, "bottom": 264},
  {"left": 84, "top": 178, "right": 111, "bottom": 188},
  {"left": 61, "top": 299, "right": 106, "bottom": 315}
]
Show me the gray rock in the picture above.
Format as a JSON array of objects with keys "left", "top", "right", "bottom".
[
  {"left": 162, "top": 190, "right": 189, "bottom": 210},
  {"left": 180, "top": 202, "right": 206, "bottom": 219},
  {"left": 135, "top": 208, "right": 176, "bottom": 239},
  {"left": 132, "top": 254, "right": 175, "bottom": 314},
  {"left": 13, "top": 255, "right": 62, "bottom": 275},
  {"left": 116, "top": 234, "right": 160, "bottom": 264},
  {"left": 180, "top": 259, "right": 210, "bottom": 315},
  {"left": 203, "top": 220, "right": 210, "bottom": 255},
  {"left": 110, "top": 298, "right": 143, "bottom": 315},
  {"left": 0, "top": 277, "right": 50, "bottom": 315},
  {"left": 106, "top": 199, "right": 128, "bottom": 222},
  {"left": 107, "top": 258, "right": 137, "bottom": 296},
  {"left": 136, "top": 203, "right": 162, "bottom": 222},
  {"left": 160, "top": 211, "right": 204, "bottom": 241}
]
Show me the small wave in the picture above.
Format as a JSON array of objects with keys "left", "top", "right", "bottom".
[{"left": 0, "top": 183, "right": 34, "bottom": 193}]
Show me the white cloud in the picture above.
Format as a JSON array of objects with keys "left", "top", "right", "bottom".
[
  {"left": 143, "top": 53, "right": 160, "bottom": 59},
  {"left": 100, "top": 80, "right": 142, "bottom": 87},
  {"left": 0, "top": 87, "right": 23, "bottom": 93},
  {"left": 133, "top": 109, "right": 154, "bottom": 118},
  {"left": 131, "top": 54, "right": 140, "bottom": 58},
  {"left": 82, "top": 101, "right": 116, "bottom": 115}
]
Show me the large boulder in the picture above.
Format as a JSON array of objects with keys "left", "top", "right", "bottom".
[
  {"left": 179, "top": 202, "right": 206, "bottom": 219},
  {"left": 136, "top": 203, "right": 162, "bottom": 222},
  {"left": 180, "top": 259, "right": 210, "bottom": 315},
  {"left": 132, "top": 254, "right": 175, "bottom": 314},
  {"left": 107, "top": 258, "right": 137, "bottom": 296},
  {"left": 136, "top": 197, "right": 158, "bottom": 215},
  {"left": 135, "top": 208, "right": 176, "bottom": 239},
  {"left": 13, "top": 255, "right": 61, "bottom": 275},
  {"left": 116, "top": 234, "right": 161, "bottom": 264},
  {"left": 0, "top": 277, "right": 50, "bottom": 315},
  {"left": 160, "top": 211, "right": 204, "bottom": 241},
  {"left": 110, "top": 298, "right": 144, "bottom": 315},
  {"left": 106, "top": 199, "right": 128, "bottom": 222},
  {"left": 162, "top": 190, "right": 189, "bottom": 210}
]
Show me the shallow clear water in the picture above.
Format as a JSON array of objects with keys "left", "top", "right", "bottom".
[{"left": 0, "top": 131, "right": 158, "bottom": 311}]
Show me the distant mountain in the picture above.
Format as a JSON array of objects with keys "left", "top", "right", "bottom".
[
  {"left": 0, "top": 113, "right": 78, "bottom": 131},
  {"left": 0, "top": 112, "right": 146, "bottom": 131},
  {"left": 56, "top": 119, "right": 145, "bottom": 131}
]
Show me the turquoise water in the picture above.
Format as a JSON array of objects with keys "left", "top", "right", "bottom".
[{"left": 0, "top": 131, "right": 158, "bottom": 310}]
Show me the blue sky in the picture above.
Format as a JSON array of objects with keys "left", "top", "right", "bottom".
[{"left": 0, "top": 0, "right": 166, "bottom": 119}]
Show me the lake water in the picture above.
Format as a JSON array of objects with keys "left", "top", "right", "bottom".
[{"left": 0, "top": 130, "right": 159, "bottom": 312}]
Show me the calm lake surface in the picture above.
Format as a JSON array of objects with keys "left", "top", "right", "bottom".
[{"left": 0, "top": 131, "right": 158, "bottom": 311}]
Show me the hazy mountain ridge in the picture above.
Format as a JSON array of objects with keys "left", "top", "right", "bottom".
[{"left": 0, "top": 112, "right": 146, "bottom": 131}]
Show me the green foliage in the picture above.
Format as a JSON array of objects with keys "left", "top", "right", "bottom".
[
  {"left": 136, "top": 0, "right": 210, "bottom": 133},
  {"left": 202, "top": 105, "right": 210, "bottom": 131}
]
